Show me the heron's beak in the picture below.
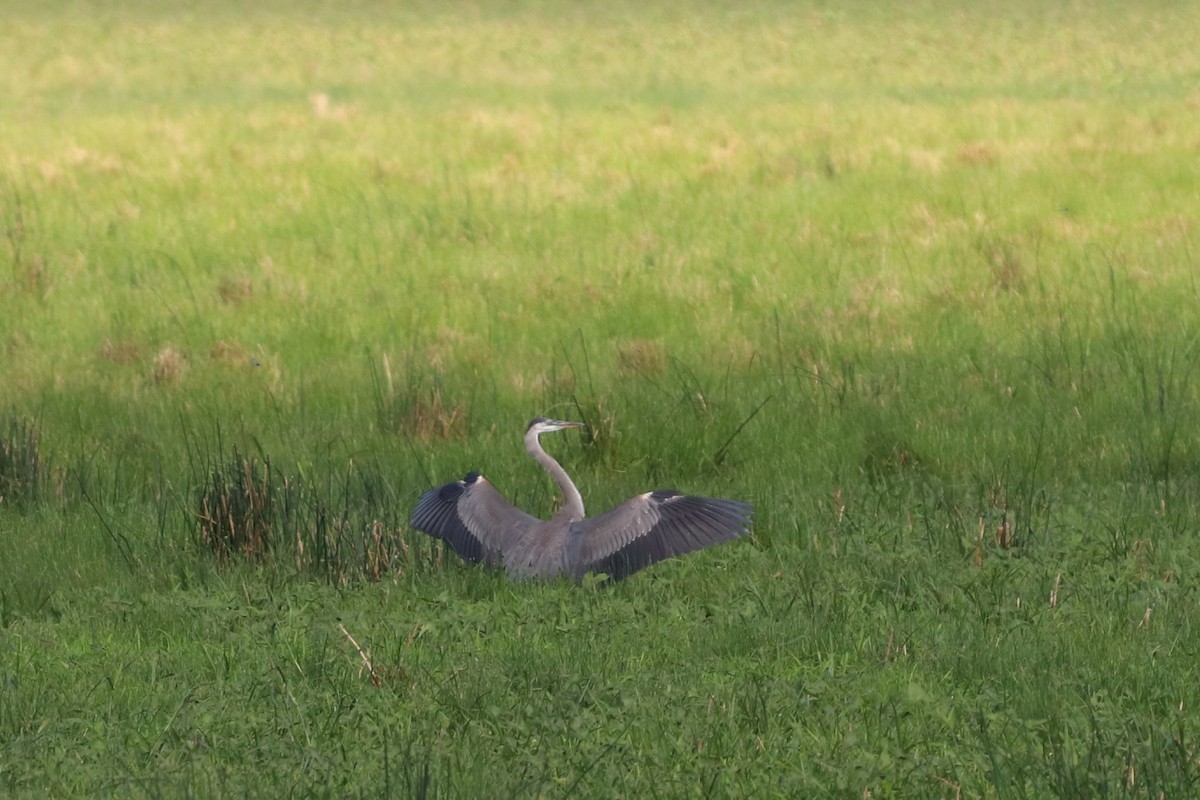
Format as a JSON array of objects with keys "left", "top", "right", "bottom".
[{"left": 551, "top": 420, "right": 586, "bottom": 430}]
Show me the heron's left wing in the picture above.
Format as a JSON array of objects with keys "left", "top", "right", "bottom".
[{"left": 567, "top": 490, "right": 752, "bottom": 581}]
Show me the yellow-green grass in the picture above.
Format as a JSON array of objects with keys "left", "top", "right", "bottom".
[{"left": 2, "top": 1, "right": 1200, "bottom": 796}]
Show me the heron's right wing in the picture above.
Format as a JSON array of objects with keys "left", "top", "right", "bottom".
[{"left": 410, "top": 472, "right": 539, "bottom": 564}]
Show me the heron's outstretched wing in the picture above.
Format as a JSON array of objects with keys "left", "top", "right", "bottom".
[
  {"left": 411, "top": 472, "right": 541, "bottom": 564},
  {"left": 567, "top": 490, "right": 752, "bottom": 581}
]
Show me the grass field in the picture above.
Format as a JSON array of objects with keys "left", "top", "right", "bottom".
[{"left": 3, "top": 1, "right": 1200, "bottom": 796}]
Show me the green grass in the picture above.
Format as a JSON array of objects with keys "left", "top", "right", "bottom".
[{"left": 3, "top": 0, "right": 1200, "bottom": 796}]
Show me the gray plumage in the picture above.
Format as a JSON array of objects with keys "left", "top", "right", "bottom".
[{"left": 411, "top": 418, "right": 752, "bottom": 581}]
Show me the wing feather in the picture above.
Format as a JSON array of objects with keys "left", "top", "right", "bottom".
[
  {"left": 568, "top": 490, "right": 753, "bottom": 581},
  {"left": 411, "top": 473, "right": 540, "bottom": 565}
]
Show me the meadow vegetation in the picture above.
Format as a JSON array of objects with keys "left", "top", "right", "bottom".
[{"left": 2, "top": 0, "right": 1200, "bottom": 796}]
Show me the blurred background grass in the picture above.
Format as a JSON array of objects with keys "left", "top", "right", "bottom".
[{"left": 2, "top": 1, "right": 1200, "bottom": 796}]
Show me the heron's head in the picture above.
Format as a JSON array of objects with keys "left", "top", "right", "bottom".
[{"left": 526, "top": 417, "right": 586, "bottom": 436}]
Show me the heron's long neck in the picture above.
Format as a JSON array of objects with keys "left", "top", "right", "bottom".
[{"left": 525, "top": 431, "right": 584, "bottom": 521}]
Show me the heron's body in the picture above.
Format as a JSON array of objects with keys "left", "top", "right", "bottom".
[{"left": 411, "top": 418, "right": 752, "bottom": 581}]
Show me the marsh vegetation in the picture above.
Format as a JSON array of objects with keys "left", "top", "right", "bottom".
[{"left": 2, "top": 1, "right": 1199, "bottom": 796}]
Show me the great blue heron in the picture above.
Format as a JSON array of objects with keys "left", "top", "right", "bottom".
[{"left": 411, "top": 418, "right": 753, "bottom": 581}]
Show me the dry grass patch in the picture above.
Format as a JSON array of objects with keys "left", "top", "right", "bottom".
[
  {"left": 372, "top": 354, "right": 470, "bottom": 442},
  {"left": 208, "top": 340, "right": 248, "bottom": 365},
  {"left": 399, "top": 387, "right": 468, "bottom": 442},
  {"left": 196, "top": 453, "right": 276, "bottom": 560},
  {"left": 97, "top": 338, "right": 143, "bottom": 364},
  {"left": 956, "top": 142, "right": 997, "bottom": 167},
  {"left": 153, "top": 346, "right": 186, "bottom": 385},
  {"left": 617, "top": 339, "right": 667, "bottom": 378},
  {"left": 974, "top": 234, "right": 1028, "bottom": 293},
  {"left": 217, "top": 276, "right": 253, "bottom": 306},
  {"left": 907, "top": 148, "right": 943, "bottom": 174},
  {"left": 571, "top": 396, "right": 619, "bottom": 467}
]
